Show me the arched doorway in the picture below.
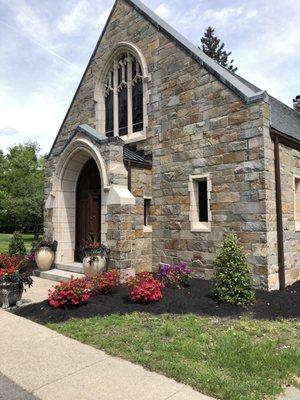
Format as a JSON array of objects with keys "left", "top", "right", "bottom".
[{"left": 75, "top": 158, "right": 101, "bottom": 261}]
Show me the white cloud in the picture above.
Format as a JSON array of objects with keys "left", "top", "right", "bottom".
[
  {"left": 154, "top": 4, "right": 171, "bottom": 19},
  {"left": 0, "top": 127, "right": 19, "bottom": 136},
  {"left": 57, "top": 0, "right": 89, "bottom": 35},
  {"left": 203, "top": 6, "right": 257, "bottom": 27}
]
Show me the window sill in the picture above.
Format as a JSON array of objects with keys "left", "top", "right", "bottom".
[
  {"left": 190, "top": 221, "right": 211, "bottom": 233},
  {"left": 121, "top": 130, "right": 146, "bottom": 144},
  {"left": 295, "top": 221, "right": 300, "bottom": 232},
  {"left": 143, "top": 225, "right": 152, "bottom": 233}
]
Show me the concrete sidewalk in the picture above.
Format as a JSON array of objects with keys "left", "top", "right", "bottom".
[{"left": 0, "top": 310, "right": 214, "bottom": 400}]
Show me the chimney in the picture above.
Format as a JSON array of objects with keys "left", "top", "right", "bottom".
[{"left": 293, "top": 95, "right": 300, "bottom": 112}]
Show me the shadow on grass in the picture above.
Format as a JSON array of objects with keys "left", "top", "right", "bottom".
[{"left": 12, "top": 278, "right": 300, "bottom": 325}]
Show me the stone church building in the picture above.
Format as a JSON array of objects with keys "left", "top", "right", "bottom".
[{"left": 44, "top": 0, "right": 300, "bottom": 290}]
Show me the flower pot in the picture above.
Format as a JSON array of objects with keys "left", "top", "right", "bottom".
[
  {"left": 35, "top": 246, "right": 55, "bottom": 271},
  {"left": 0, "top": 282, "right": 23, "bottom": 309},
  {"left": 83, "top": 255, "right": 106, "bottom": 277}
]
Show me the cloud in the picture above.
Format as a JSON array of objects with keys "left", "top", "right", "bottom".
[
  {"left": 203, "top": 6, "right": 258, "bottom": 28},
  {"left": 57, "top": 0, "right": 89, "bottom": 35},
  {"left": 154, "top": 4, "right": 171, "bottom": 19},
  {"left": 0, "top": 127, "right": 19, "bottom": 136}
]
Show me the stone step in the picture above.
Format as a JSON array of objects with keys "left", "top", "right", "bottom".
[
  {"left": 56, "top": 262, "right": 84, "bottom": 274},
  {"left": 39, "top": 269, "right": 85, "bottom": 283}
]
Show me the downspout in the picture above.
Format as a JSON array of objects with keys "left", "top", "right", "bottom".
[
  {"left": 127, "top": 160, "right": 132, "bottom": 192},
  {"left": 273, "top": 134, "right": 285, "bottom": 290}
]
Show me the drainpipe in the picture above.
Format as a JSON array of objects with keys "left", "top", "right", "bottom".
[
  {"left": 127, "top": 160, "right": 132, "bottom": 192},
  {"left": 273, "top": 134, "right": 285, "bottom": 290}
]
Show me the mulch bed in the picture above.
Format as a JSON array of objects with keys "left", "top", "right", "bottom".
[{"left": 12, "top": 278, "right": 300, "bottom": 325}]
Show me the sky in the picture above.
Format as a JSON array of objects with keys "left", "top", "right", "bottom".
[{"left": 0, "top": 0, "right": 299, "bottom": 154}]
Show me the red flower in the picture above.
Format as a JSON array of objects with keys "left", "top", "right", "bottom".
[
  {"left": 127, "top": 272, "right": 164, "bottom": 303},
  {"left": 85, "top": 270, "right": 119, "bottom": 295},
  {"left": 48, "top": 278, "right": 91, "bottom": 308}
]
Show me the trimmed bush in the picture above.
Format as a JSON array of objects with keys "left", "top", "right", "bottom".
[
  {"left": 213, "top": 233, "right": 255, "bottom": 306},
  {"left": 9, "top": 231, "right": 27, "bottom": 256}
]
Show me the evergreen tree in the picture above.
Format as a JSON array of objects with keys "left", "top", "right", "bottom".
[
  {"left": 9, "top": 231, "right": 27, "bottom": 256},
  {"left": 213, "top": 233, "right": 254, "bottom": 306},
  {"left": 200, "top": 26, "right": 238, "bottom": 72}
]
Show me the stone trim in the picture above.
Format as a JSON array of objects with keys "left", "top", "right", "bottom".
[
  {"left": 188, "top": 174, "right": 212, "bottom": 233},
  {"left": 294, "top": 175, "right": 300, "bottom": 231}
]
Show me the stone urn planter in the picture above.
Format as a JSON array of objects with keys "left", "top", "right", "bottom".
[
  {"left": 0, "top": 282, "right": 23, "bottom": 309},
  {"left": 83, "top": 255, "right": 107, "bottom": 277},
  {"left": 35, "top": 247, "right": 55, "bottom": 272}
]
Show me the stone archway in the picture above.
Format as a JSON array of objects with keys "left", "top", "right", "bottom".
[{"left": 51, "top": 138, "right": 109, "bottom": 264}]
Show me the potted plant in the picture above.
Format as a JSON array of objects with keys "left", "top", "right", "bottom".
[
  {"left": 0, "top": 256, "right": 33, "bottom": 309},
  {"left": 34, "top": 240, "right": 57, "bottom": 272},
  {"left": 82, "top": 238, "right": 110, "bottom": 277}
]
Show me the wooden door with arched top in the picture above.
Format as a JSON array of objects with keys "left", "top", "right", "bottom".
[{"left": 75, "top": 158, "right": 101, "bottom": 261}]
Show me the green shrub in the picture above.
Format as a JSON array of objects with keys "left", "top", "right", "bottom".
[
  {"left": 213, "top": 233, "right": 255, "bottom": 306},
  {"left": 9, "top": 231, "right": 27, "bottom": 256}
]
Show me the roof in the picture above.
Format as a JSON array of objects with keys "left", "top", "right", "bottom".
[
  {"left": 48, "top": 0, "right": 299, "bottom": 157},
  {"left": 124, "top": 146, "right": 152, "bottom": 166},
  {"left": 125, "top": 0, "right": 265, "bottom": 104},
  {"left": 232, "top": 74, "right": 300, "bottom": 141}
]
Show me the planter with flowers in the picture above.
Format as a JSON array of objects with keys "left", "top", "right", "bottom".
[
  {"left": 34, "top": 240, "right": 57, "bottom": 272},
  {"left": 82, "top": 241, "right": 110, "bottom": 277},
  {"left": 0, "top": 255, "right": 33, "bottom": 309}
]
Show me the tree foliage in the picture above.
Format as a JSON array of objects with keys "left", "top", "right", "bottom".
[
  {"left": 213, "top": 233, "right": 255, "bottom": 306},
  {"left": 9, "top": 231, "right": 27, "bottom": 256},
  {"left": 0, "top": 142, "right": 45, "bottom": 238},
  {"left": 200, "top": 26, "right": 238, "bottom": 72}
]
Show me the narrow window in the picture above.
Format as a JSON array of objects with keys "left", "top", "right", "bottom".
[
  {"left": 105, "top": 71, "right": 114, "bottom": 137},
  {"left": 105, "top": 92, "right": 114, "bottom": 137},
  {"left": 132, "top": 80, "right": 143, "bottom": 133},
  {"left": 198, "top": 180, "right": 208, "bottom": 222},
  {"left": 295, "top": 177, "right": 300, "bottom": 230},
  {"left": 118, "top": 55, "right": 128, "bottom": 136},
  {"left": 144, "top": 199, "right": 151, "bottom": 226},
  {"left": 189, "top": 174, "right": 211, "bottom": 232}
]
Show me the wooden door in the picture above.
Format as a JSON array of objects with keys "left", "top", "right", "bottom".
[{"left": 75, "top": 158, "right": 101, "bottom": 261}]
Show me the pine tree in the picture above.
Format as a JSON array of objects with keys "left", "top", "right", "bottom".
[{"left": 200, "top": 26, "right": 238, "bottom": 73}]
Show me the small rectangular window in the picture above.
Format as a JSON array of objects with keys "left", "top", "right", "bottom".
[
  {"left": 189, "top": 174, "right": 211, "bottom": 232},
  {"left": 294, "top": 177, "right": 300, "bottom": 231},
  {"left": 198, "top": 180, "right": 208, "bottom": 222},
  {"left": 144, "top": 198, "right": 151, "bottom": 226}
]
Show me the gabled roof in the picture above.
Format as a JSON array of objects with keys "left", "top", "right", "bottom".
[
  {"left": 48, "top": 0, "right": 299, "bottom": 157},
  {"left": 125, "top": 0, "right": 266, "bottom": 104}
]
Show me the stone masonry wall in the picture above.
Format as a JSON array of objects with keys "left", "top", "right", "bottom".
[
  {"left": 263, "top": 130, "right": 300, "bottom": 289},
  {"left": 45, "top": 0, "right": 273, "bottom": 287}
]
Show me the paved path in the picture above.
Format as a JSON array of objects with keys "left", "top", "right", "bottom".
[
  {"left": 0, "top": 373, "right": 39, "bottom": 400},
  {"left": 0, "top": 309, "right": 214, "bottom": 400}
]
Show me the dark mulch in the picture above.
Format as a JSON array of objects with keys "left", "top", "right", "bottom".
[{"left": 12, "top": 278, "right": 300, "bottom": 325}]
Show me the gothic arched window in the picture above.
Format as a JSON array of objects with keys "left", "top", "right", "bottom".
[{"left": 104, "top": 53, "right": 144, "bottom": 139}]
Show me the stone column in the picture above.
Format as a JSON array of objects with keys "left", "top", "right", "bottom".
[{"left": 105, "top": 137, "right": 136, "bottom": 280}]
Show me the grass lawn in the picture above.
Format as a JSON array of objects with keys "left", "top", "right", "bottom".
[
  {"left": 0, "top": 232, "right": 36, "bottom": 253},
  {"left": 48, "top": 313, "right": 300, "bottom": 400}
]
